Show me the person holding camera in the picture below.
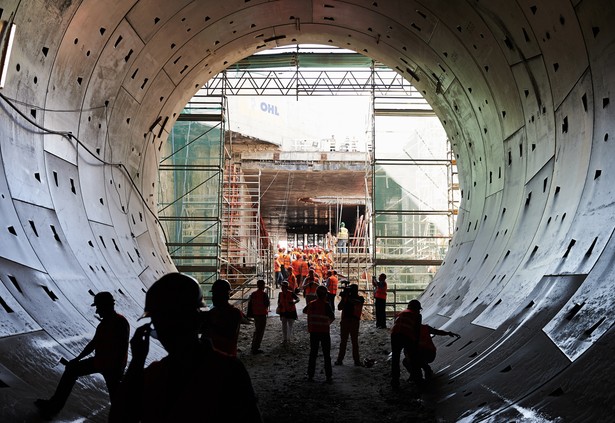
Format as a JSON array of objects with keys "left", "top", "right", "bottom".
[{"left": 335, "top": 284, "right": 364, "bottom": 366}]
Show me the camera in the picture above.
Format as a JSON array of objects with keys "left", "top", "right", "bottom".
[{"left": 338, "top": 279, "right": 351, "bottom": 296}]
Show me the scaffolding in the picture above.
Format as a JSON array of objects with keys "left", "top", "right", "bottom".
[
  {"left": 157, "top": 95, "right": 225, "bottom": 287},
  {"left": 220, "top": 163, "right": 266, "bottom": 286},
  {"left": 158, "top": 45, "right": 458, "bottom": 302},
  {"left": 371, "top": 69, "right": 459, "bottom": 308}
]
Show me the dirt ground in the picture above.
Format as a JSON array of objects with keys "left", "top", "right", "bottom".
[{"left": 236, "top": 298, "right": 437, "bottom": 423}]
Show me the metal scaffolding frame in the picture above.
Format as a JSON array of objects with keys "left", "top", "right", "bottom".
[
  {"left": 157, "top": 95, "right": 226, "bottom": 287},
  {"left": 159, "top": 46, "right": 458, "bottom": 298}
]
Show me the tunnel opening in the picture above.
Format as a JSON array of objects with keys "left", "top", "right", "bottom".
[{"left": 157, "top": 44, "right": 456, "bottom": 310}]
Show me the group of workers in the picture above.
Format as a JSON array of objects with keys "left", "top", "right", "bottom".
[{"left": 34, "top": 265, "right": 459, "bottom": 421}]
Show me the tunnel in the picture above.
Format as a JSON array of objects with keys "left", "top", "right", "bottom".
[{"left": 0, "top": 1, "right": 613, "bottom": 421}]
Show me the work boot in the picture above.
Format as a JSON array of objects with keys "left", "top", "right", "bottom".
[{"left": 34, "top": 399, "right": 60, "bottom": 420}]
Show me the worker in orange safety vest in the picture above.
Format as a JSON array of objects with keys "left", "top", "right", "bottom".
[
  {"left": 273, "top": 255, "right": 282, "bottom": 288},
  {"left": 324, "top": 270, "right": 338, "bottom": 311},
  {"left": 302, "top": 269, "right": 320, "bottom": 304},
  {"left": 372, "top": 273, "right": 388, "bottom": 329},
  {"left": 390, "top": 299, "right": 422, "bottom": 389},
  {"left": 277, "top": 281, "right": 300, "bottom": 346},
  {"left": 247, "top": 279, "right": 270, "bottom": 355},
  {"left": 405, "top": 324, "right": 460, "bottom": 380},
  {"left": 202, "top": 279, "right": 246, "bottom": 358},
  {"left": 303, "top": 285, "right": 335, "bottom": 382}
]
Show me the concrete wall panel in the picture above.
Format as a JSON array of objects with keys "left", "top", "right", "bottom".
[
  {"left": 518, "top": 0, "right": 588, "bottom": 110},
  {"left": 0, "top": 276, "right": 40, "bottom": 337},
  {"left": 75, "top": 158, "right": 112, "bottom": 226},
  {"left": 511, "top": 57, "right": 556, "bottom": 183},
  {"left": 543, "top": 234, "right": 615, "bottom": 361},
  {"left": 1, "top": 1, "right": 615, "bottom": 421},
  {"left": 105, "top": 88, "right": 143, "bottom": 176}
]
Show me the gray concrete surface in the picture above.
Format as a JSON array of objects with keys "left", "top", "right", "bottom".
[{"left": 0, "top": 1, "right": 613, "bottom": 421}]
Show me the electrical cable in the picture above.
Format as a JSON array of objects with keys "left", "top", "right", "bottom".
[{"left": 0, "top": 91, "right": 170, "bottom": 245}]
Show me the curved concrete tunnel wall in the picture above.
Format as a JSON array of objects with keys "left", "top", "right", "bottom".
[{"left": 0, "top": 1, "right": 613, "bottom": 421}]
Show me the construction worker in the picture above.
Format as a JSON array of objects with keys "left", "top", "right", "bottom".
[
  {"left": 273, "top": 254, "right": 282, "bottom": 288},
  {"left": 313, "top": 258, "right": 324, "bottom": 280},
  {"left": 390, "top": 299, "right": 422, "bottom": 389},
  {"left": 109, "top": 273, "right": 262, "bottom": 422},
  {"left": 291, "top": 254, "right": 304, "bottom": 280},
  {"left": 35, "top": 292, "right": 129, "bottom": 419},
  {"left": 409, "top": 324, "right": 460, "bottom": 380},
  {"left": 303, "top": 285, "right": 335, "bottom": 382},
  {"left": 335, "top": 284, "right": 364, "bottom": 366},
  {"left": 280, "top": 249, "right": 292, "bottom": 279},
  {"left": 325, "top": 269, "right": 338, "bottom": 311},
  {"left": 277, "top": 281, "right": 300, "bottom": 346},
  {"left": 337, "top": 222, "right": 349, "bottom": 253},
  {"left": 248, "top": 279, "right": 270, "bottom": 354},
  {"left": 373, "top": 273, "right": 388, "bottom": 329},
  {"left": 202, "top": 279, "right": 245, "bottom": 357},
  {"left": 287, "top": 266, "right": 299, "bottom": 293},
  {"left": 302, "top": 269, "right": 320, "bottom": 304}
]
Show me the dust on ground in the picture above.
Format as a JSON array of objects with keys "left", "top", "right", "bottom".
[{"left": 237, "top": 299, "right": 437, "bottom": 423}]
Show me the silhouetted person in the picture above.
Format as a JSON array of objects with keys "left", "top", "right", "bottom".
[
  {"left": 277, "top": 281, "right": 300, "bottom": 346},
  {"left": 35, "top": 292, "right": 129, "bottom": 419},
  {"left": 373, "top": 273, "right": 388, "bottom": 328},
  {"left": 109, "top": 272, "right": 262, "bottom": 422},
  {"left": 390, "top": 299, "right": 422, "bottom": 389},
  {"left": 248, "top": 279, "right": 270, "bottom": 354},
  {"left": 202, "top": 279, "right": 245, "bottom": 357},
  {"left": 303, "top": 285, "right": 335, "bottom": 382},
  {"left": 335, "top": 284, "right": 364, "bottom": 366},
  {"left": 405, "top": 324, "right": 460, "bottom": 380}
]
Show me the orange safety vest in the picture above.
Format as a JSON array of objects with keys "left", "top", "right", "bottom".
[
  {"left": 274, "top": 259, "right": 281, "bottom": 272},
  {"left": 208, "top": 305, "right": 242, "bottom": 357},
  {"left": 306, "top": 299, "right": 332, "bottom": 333},
  {"left": 374, "top": 281, "right": 387, "bottom": 300},
  {"left": 391, "top": 309, "right": 421, "bottom": 341},
  {"left": 419, "top": 324, "right": 437, "bottom": 353},
  {"left": 304, "top": 282, "right": 319, "bottom": 296},
  {"left": 300, "top": 261, "right": 309, "bottom": 277},
  {"left": 291, "top": 259, "right": 303, "bottom": 277},
  {"left": 282, "top": 253, "right": 292, "bottom": 268},
  {"left": 287, "top": 273, "right": 298, "bottom": 291},
  {"left": 320, "top": 263, "right": 329, "bottom": 276},
  {"left": 249, "top": 290, "right": 269, "bottom": 316},
  {"left": 278, "top": 290, "right": 297, "bottom": 313},
  {"left": 327, "top": 275, "right": 338, "bottom": 295}
]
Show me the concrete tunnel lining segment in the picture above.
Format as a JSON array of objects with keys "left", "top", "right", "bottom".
[{"left": 0, "top": 0, "right": 613, "bottom": 421}]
